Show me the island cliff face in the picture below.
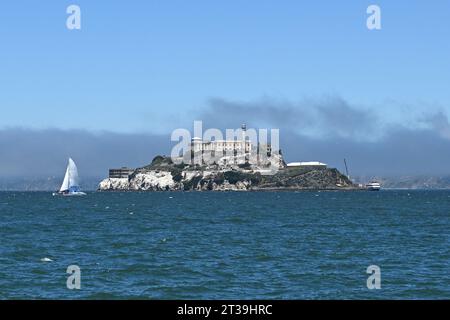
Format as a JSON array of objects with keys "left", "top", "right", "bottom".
[{"left": 98, "top": 155, "right": 356, "bottom": 191}]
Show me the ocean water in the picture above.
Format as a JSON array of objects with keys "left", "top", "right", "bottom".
[{"left": 0, "top": 190, "right": 449, "bottom": 299}]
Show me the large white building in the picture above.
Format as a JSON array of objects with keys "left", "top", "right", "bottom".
[{"left": 191, "top": 124, "right": 252, "bottom": 154}]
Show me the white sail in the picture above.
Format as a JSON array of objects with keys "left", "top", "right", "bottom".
[
  {"left": 59, "top": 158, "right": 80, "bottom": 192},
  {"left": 67, "top": 158, "right": 80, "bottom": 189},
  {"left": 59, "top": 166, "right": 70, "bottom": 192}
]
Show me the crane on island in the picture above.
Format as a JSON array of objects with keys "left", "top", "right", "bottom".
[{"left": 344, "top": 158, "right": 350, "bottom": 180}]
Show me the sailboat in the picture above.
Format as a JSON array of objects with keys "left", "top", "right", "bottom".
[{"left": 53, "top": 158, "right": 86, "bottom": 196}]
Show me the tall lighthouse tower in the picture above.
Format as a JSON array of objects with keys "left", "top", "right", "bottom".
[
  {"left": 241, "top": 123, "right": 246, "bottom": 142},
  {"left": 241, "top": 123, "right": 250, "bottom": 163}
]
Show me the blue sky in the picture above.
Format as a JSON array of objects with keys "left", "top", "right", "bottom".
[
  {"left": 1, "top": 1, "right": 450, "bottom": 179},
  {"left": 0, "top": 0, "right": 449, "bottom": 133}
]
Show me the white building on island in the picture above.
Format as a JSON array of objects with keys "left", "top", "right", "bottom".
[
  {"left": 191, "top": 124, "right": 252, "bottom": 154},
  {"left": 286, "top": 161, "right": 327, "bottom": 168}
]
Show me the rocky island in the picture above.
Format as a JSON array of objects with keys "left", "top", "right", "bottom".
[{"left": 98, "top": 155, "right": 356, "bottom": 192}]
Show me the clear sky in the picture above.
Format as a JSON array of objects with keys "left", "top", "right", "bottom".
[{"left": 1, "top": 0, "right": 449, "bottom": 133}]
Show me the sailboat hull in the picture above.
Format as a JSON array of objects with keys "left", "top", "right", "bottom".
[
  {"left": 64, "top": 191, "right": 86, "bottom": 196},
  {"left": 53, "top": 191, "right": 86, "bottom": 196}
]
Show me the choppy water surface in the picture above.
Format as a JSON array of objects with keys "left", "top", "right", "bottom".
[{"left": 0, "top": 190, "right": 449, "bottom": 299}]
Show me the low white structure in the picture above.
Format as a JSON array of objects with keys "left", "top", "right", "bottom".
[{"left": 286, "top": 161, "right": 327, "bottom": 168}]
